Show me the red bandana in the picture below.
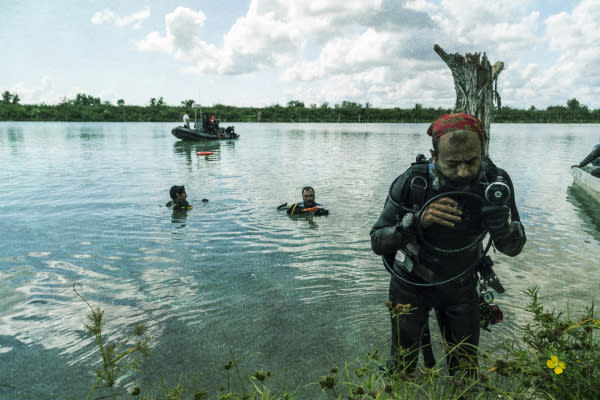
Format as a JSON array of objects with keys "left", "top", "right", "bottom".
[{"left": 427, "top": 113, "right": 485, "bottom": 139}]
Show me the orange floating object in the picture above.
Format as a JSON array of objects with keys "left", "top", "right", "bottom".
[{"left": 196, "top": 151, "right": 214, "bottom": 156}]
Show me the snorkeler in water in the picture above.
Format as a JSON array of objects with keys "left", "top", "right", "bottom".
[{"left": 166, "top": 185, "right": 192, "bottom": 210}]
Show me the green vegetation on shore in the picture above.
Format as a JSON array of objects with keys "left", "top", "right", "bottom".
[
  {"left": 2, "top": 90, "right": 600, "bottom": 123},
  {"left": 3, "top": 286, "right": 596, "bottom": 400}
]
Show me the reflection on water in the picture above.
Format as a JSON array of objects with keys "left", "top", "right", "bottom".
[
  {"left": 173, "top": 140, "right": 222, "bottom": 165},
  {"left": 1, "top": 122, "right": 600, "bottom": 398},
  {"left": 288, "top": 213, "right": 321, "bottom": 229},
  {"left": 64, "top": 124, "right": 105, "bottom": 140},
  {"left": 170, "top": 208, "right": 189, "bottom": 228},
  {"left": 567, "top": 185, "right": 600, "bottom": 240},
  {"left": 6, "top": 126, "right": 24, "bottom": 142},
  {"left": 1, "top": 126, "right": 25, "bottom": 157}
]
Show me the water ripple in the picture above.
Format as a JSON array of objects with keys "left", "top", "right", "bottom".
[{"left": 1, "top": 122, "right": 600, "bottom": 398}]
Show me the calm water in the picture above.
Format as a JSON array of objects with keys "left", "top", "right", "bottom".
[{"left": 1, "top": 122, "right": 599, "bottom": 398}]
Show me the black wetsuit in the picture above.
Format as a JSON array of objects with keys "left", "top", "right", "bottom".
[
  {"left": 166, "top": 200, "right": 191, "bottom": 211},
  {"left": 370, "top": 159, "right": 525, "bottom": 375},
  {"left": 578, "top": 145, "right": 600, "bottom": 177},
  {"left": 286, "top": 202, "right": 329, "bottom": 216}
]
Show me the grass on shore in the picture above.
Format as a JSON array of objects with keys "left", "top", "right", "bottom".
[{"left": 3, "top": 285, "right": 598, "bottom": 400}]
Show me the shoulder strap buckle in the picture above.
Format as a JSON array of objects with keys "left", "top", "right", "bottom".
[
  {"left": 406, "top": 154, "right": 429, "bottom": 210},
  {"left": 409, "top": 175, "right": 428, "bottom": 192}
]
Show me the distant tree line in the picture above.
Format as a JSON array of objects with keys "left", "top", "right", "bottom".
[{"left": 1, "top": 90, "right": 600, "bottom": 123}]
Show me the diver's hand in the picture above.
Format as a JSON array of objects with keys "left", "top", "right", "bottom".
[
  {"left": 570, "top": 164, "right": 580, "bottom": 168},
  {"left": 481, "top": 205, "right": 510, "bottom": 235},
  {"left": 315, "top": 208, "right": 329, "bottom": 215},
  {"left": 419, "top": 197, "right": 462, "bottom": 230}
]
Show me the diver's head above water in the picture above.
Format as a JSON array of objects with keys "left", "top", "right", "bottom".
[
  {"left": 169, "top": 185, "right": 187, "bottom": 202},
  {"left": 302, "top": 186, "right": 316, "bottom": 208},
  {"left": 428, "top": 113, "right": 485, "bottom": 189}
]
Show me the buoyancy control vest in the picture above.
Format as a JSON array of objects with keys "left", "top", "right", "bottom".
[{"left": 387, "top": 154, "right": 505, "bottom": 285}]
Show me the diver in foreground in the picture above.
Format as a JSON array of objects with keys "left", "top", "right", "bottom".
[{"left": 370, "top": 113, "right": 526, "bottom": 377}]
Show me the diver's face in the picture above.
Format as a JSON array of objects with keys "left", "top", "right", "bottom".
[
  {"left": 175, "top": 191, "right": 187, "bottom": 201},
  {"left": 431, "top": 131, "right": 482, "bottom": 187},
  {"left": 302, "top": 189, "right": 315, "bottom": 207}
]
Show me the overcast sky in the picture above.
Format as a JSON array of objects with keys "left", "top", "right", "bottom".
[{"left": 2, "top": 0, "right": 598, "bottom": 109}]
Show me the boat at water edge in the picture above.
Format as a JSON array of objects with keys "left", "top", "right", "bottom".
[{"left": 571, "top": 166, "right": 600, "bottom": 205}]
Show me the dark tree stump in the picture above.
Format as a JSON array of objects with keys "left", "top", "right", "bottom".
[{"left": 433, "top": 44, "right": 503, "bottom": 156}]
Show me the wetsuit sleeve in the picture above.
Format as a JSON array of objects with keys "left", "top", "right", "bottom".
[
  {"left": 578, "top": 146, "right": 600, "bottom": 167},
  {"left": 315, "top": 207, "right": 329, "bottom": 215},
  {"left": 370, "top": 170, "right": 413, "bottom": 256},
  {"left": 286, "top": 203, "right": 303, "bottom": 216},
  {"left": 492, "top": 169, "right": 526, "bottom": 256}
]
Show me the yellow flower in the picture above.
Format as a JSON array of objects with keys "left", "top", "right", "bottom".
[{"left": 546, "top": 355, "right": 566, "bottom": 375}]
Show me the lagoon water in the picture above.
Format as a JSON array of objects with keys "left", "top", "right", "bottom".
[{"left": 1, "top": 122, "right": 599, "bottom": 398}]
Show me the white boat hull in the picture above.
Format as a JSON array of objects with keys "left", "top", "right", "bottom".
[{"left": 571, "top": 167, "right": 600, "bottom": 204}]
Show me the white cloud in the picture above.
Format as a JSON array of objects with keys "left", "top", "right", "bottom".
[
  {"left": 282, "top": 27, "right": 441, "bottom": 82},
  {"left": 136, "top": 7, "right": 226, "bottom": 73},
  {"left": 544, "top": 0, "right": 600, "bottom": 87},
  {"left": 91, "top": 8, "right": 150, "bottom": 30},
  {"left": 498, "top": 0, "right": 600, "bottom": 108},
  {"left": 11, "top": 77, "right": 57, "bottom": 105},
  {"left": 137, "top": 5, "right": 303, "bottom": 75},
  {"left": 279, "top": 0, "right": 540, "bottom": 106},
  {"left": 219, "top": 8, "right": 304, "bottom": 73},
  {"left": 9, "top": 79, "right": 119, "bottom": 106},
  {"left": 164, "top": 7, "right": 207, "bottom": 53},
  {"left": 136, "top": 7, "right": 207, "bottom": 55},
  {"left": 138, "top": 1, "right": 435, "bottom": 80},
  {"left": 427, "top": 0, "right": 541, "bottom": 59},
  {"left": 545, "top": 0, "right": 600, "bottom": 52},
  {"left": 130, "top": 0, "right": 597, "bottom": 108},
  {"left": 135, "top": 30, "right": 173, "bottom": 53},
  {"left": 283, "top": 65, "right": 454, "bottom": 108},
  {"left": 279, "top": 0, "right": 433, "bottom": 43}
]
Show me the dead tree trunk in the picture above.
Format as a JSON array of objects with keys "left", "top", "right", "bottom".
[{"left": 433, "top": 44, "right": 503, "bottom": 157}]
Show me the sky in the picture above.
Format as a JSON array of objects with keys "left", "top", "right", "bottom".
[{"left": 2, "top": 0, "right": 599, "bottom": 109}]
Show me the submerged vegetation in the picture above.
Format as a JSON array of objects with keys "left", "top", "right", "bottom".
[
  {"left": 73, "top": 283, "right": 152, "bottom": 400},
  {"left": 5, "top": 286, "right": 595, "bottom": 399},
  {"left": 1, "top": 91, "right": 600, "bottom": 123}
]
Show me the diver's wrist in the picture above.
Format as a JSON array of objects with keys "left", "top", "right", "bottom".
[
  {"left": 491, "top": 220, "right": 513, "bottom": 239},
  {"left": 396, "top": 212, "right": 416, "bottom": 233}
]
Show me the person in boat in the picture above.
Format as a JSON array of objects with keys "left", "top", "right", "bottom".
[
  {"left": 571, "top": 144, "right": 600, "bottom": 177},
  {"left": 202, "top": 113, "right": 209, "bottom": 132},
  {"left": 182, "top": 111, "right": 191, "bottom": 129},
  {"left": 280, "top": 186, "right": 329, "bottom": 216},
  {"left": 370, "top": 113, "right": 526, "bottom": 377},
  {"left": 209, "top": 115, "right": 216, "bottom": 133},
  {"left": 166, "top": 185, "right": 192, "bottom": 210}
]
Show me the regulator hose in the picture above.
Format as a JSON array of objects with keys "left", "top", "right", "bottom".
[
  {"left": 383, "top": 191, "right": 492, "bottom": 287},
  {"left": 381, "top": 239, "right": 492, "bottom": 288},
  {"left": 416, "top": 191, "right": 487, "bottom": 255}
]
